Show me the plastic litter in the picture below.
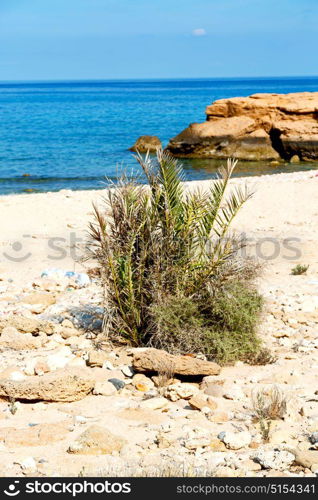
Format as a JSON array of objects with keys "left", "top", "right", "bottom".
[{"left": 41, "top": 268, "right": 90, "bottom": 288}]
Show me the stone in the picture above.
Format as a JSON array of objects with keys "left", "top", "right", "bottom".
[
  {"left": 254, "top": 449, "right": 295, "bottom": 471},
  {"left": 93, "top": 381, "right": 117, "bottom": 396},
  {"left": 0, "top": 327, "right": 42, "bottom": 350},
  {"left": 209, "top": 439, "right": 227, "bottom": 452},
  {"left": 108, "top": 378, "right": 125, "bottom": 391},
  {"left": 222, "top": 384, "right": 245, "bottom": 400},
  {"left": 189, "top": 393, "right": 218, "bottom": 411},
  {"left": 208, "top": 411, "right": 230, "bottom": 423},
  {"left": 0, "top": 316, "right": 54, "bottom": 335},
  {"left": 67, "top": 425, "right": 127, "bottom": 455},
  {"left": 166, "top": 92, "right": 318, "bottom": 162},
  {"left": 22, "top": 292, "right": 56, "bottom": 307},
  {"left": 46, "top": 346, "right": 74, "bottom": 371},
  {"left": 309, "top": 432, "right": 318, "bottom": 447},
  {"left": 34, "top": 361, "right": 50, "bottom": 375},
  {"left": 290, "top": 449, "right": 318, "bottom": 470},
  {"left": 121, "top": 365, "right": 134, "bottom": 378},
  {"left": 87, "top": 350, "right": 110, "bottom": 367},
  {"left": 163, "top": 383, "right": 199, "bottom": 401},
  {"left": 132, "top": 374, "right": 154, "bottom": 391},
  {"left": 129, "top": 135, "right": 162, "bottom": 153},
  {"left": 203, "top": 383, "right": 225, "bottom": 398},
  {"left": 18, "top": 457, "right": 37, "bottom": 472},
  {"left": 218, "top": 431, "right": 252, "bottom": 450},
  {"left": 0, "top": 367, "right": 94, "bottom": 402},
  {"left": 133, "top": 348, "right": 221, "bottom": 376},
  {"left": 139, "top": 397, "right": 168, "bottom": 410},
  {"left": 60, "top": 327, "right": 82, "bottom": 339}
]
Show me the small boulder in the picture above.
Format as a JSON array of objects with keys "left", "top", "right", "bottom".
[
  {"left": 133, "top": 348, "right": 221, "bottom": 376},
  {"left": 163, "top": 383, "right": 199, "bottom": 401},
  {"left": 93, "top": 381, "right": 117, "bottom": 396},
  {"left": 218, "top": 430, "right": 252, "bottom": 450},
  {"left": 0, "top": 367, "right": 94, "bottom": 402},
  {"left": 189, "top": 393, "right": 218, "bottom": 411},
  {"left": 254, "top": 449, "right": 295, "bottom": 471},
  {"left": 129, "top": 135, "right": 162, "bottom": 153}
]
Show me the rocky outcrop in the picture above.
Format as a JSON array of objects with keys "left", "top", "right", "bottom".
[
  {"left": 166, "top": 92, "right": 318, "bottom": 161},
  {"left": 132, "top": 348, "right": 221, "bottom": 376},
  {"left": 129, "top": 135, "right": 162, "bottom": 153}
]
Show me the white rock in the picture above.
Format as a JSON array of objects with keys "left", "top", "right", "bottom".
[
  {"left": 102, "top": 361, "right": 115, "bottom": 370},
  {"left": 223, "top": 384, "right": 245, "bottom": 400},
  {"left": 218, "top": 431, "right": 252, "bottom": 450},
  {"left": 18, "top": 457, "right": 37, "bottom": 472},
  {"left": 139, "top": 397, "right": 168, "bottom": 410},
  {"left": 121, "top": 365, "right": 134, "bottom": 378},
  {"left": 46, "top": 346, "right": 74, "bottom": 371},
  {"left": 163, "top": 383, "right": 199, "bottom": 402},
  {"left": 9, "top": 371, "right": 26, "bottom": 382},
  {"left": 254, "top": 449, "right": 295, "bottom": 471},
  {"left": 24, "top": 360, "right": 37, "bottom": 376},
  {"left": 93, "top": 381, "right": 117, "bottom": 396}
]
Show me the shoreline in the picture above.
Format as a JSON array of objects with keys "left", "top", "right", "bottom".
[
  {"left": 0, "top": 168, "right": 318, "bottom": 287},
  {"left": 0, "top": 167, "right": 318, "bottom": 199}
]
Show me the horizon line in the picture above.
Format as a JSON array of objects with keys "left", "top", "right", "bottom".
[{"left": 0, "top": 75, "right": 318, "bottom": 85}]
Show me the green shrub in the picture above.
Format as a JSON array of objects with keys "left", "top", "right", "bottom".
[
  {"left": 89, "top": 150, "right": 262, "bottom": 364},
  {"left": 150, "top": 282, "right": 262, "bottom": 364},
  {"left": 291, "top": 264, "right": 309, "bottom": 275}
]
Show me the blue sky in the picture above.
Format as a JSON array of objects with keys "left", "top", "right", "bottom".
[{"left": 0, "top": 0, "right": 317, "bottom": 81}]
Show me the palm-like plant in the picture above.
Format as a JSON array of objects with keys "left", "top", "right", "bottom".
[{"left": 89, "top": 150, "right": 261, "bottom": 361}]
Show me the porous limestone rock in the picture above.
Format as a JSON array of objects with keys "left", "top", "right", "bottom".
[
  {"left": 166, "top": 92, "right": 318, "bottom": 161},
  {"left": 133, "top": 348, "right": 221, "bottom": 376},
  {"left": 0, "top": 367, "right": 94, "bottom": 402}
]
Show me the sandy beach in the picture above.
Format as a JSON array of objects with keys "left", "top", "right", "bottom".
[
  {"left": 1, "top": 169, "right": 317, "bottom": 286},
  {"left": 0, "top": 170, "right": 318, "bottom": 477}
]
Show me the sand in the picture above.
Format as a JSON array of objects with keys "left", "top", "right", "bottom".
[
  {"left": 0, "top": 169, "right": 318, "bottom": 477},
  {"left": 0, "top": 169, "right": 317, "bottom": 286}
]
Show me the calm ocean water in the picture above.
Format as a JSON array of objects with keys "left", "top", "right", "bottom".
[{"left": 0, "top": 77, "right": 317, "bottom": 194}]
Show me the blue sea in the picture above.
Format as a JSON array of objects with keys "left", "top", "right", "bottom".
[{"left": 0, "top": 77, "right": 317, "bottom": 195}]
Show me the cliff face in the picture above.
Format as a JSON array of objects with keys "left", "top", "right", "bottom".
[{"left": 166, "top": 92, "right": 318, "bottom": 161}]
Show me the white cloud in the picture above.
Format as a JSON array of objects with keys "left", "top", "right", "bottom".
[{"left": 192, "top": 28, "right": 206, "bottom": 36}]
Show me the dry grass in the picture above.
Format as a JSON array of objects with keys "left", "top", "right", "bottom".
[{"left": 252, "top": 386, "right": 287, "bottom": 442}]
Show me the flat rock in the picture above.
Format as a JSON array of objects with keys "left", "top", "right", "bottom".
[
  {"left": 132, "top": 348, "right": 221, "bottom": 376},
  {"left": 0, "top": 327, "right": 42, "bottom": 350},
  {"left": 68, "top": 425, "right": 127, "bottom": 455},
  {"left": 0, "top": 316, "right": 55, "bottom": 335},
  {"left": 0, "top": 367, "right": 94, "bottom": 402},
  {"left": 288, "top": 448, "right": 318, "bottom": 470},
  {"left": 166, "top": 92, "right": 318, "bottom": 161}
]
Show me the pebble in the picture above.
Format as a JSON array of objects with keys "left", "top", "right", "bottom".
[{"left": 108, "top": 378, "right": 125, "bottom": 391}]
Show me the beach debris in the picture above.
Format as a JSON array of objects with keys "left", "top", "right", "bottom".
[{"left": 41, "top": 269, "right": 90, "bottom": 288}]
